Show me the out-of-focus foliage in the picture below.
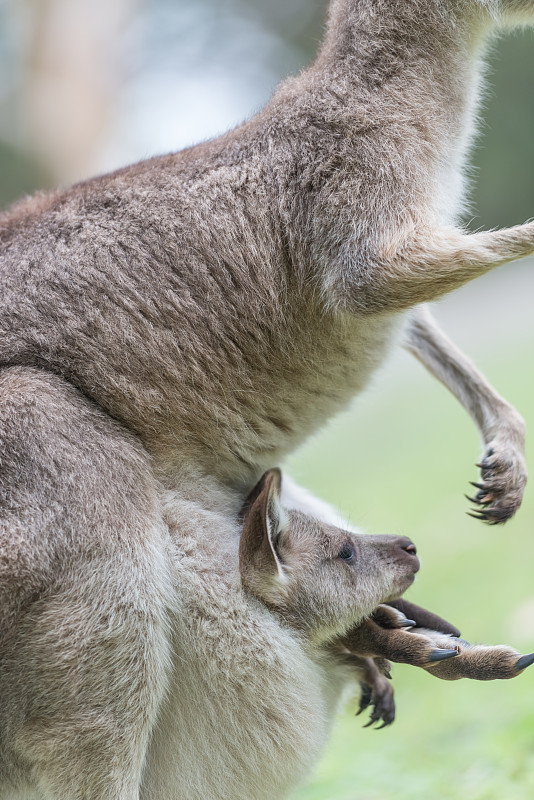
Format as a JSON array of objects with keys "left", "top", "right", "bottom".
[
  {"left": 286, "top": 260, "right": 534, "bottom": 799},
  {"left": 473, "top": 33, "right": 534, "bottom": 229},
  {"left": 0, "top": 140, "right": 48, "bottom": 209}
]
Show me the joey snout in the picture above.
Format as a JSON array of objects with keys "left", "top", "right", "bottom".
[
  {"left": 360, "top": 534, "right": 420, "bottom": 599},
  {"left": 389, "top": 536, "right": 420, "bottom": 594},
  {"left": 393, "top": 535, "right": 419, "bottom": 576},
  {"left": 384, "top": 535, "right": 419, "bottom": 566}
]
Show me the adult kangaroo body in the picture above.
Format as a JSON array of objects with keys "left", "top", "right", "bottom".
[
  {"left": 0, "top": 2, "right": 533, "bottom": 797},
  {"left": 0, "top": 0, "right": 531, "bottom": 515}
]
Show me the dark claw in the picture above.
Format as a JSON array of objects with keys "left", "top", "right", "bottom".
[
  {"left": 428, "top": 648, "right": 459, "bottom": 663},
  {"left": 515, "top": 653, "right": 534, "bottom": 673},
  {"left": 466, "top": 492, "right": 493, "bottom": 507},
  {"left": 375, "top": 721, "right": 392, "bottom": 730},
  {"left": 465, "top": 494, "right": 483, "bottom": 505},
  {"left": 363, "top": 707, "right": 381, "bottom": 728},
  {"left": 478, "top": 505, "right": 514, "bottom": 525},
  {"left": 476, "top": 462, "right": 494, "bottom": 471},
  {"left": 467, "top": 511, "right": 489, "bottom": 521},
  {"left": 470, "top": 481, "right": 486, "bottom": 491},
  {"left": 472, "top": 483, "right": 501, "bottom": 499},
  {"left": 364, "top": 708, "right": 385, "bottom": 728},
  {"left": 400, "top": 619, "right": 416, "bottom": 628},
  {"left": 466, "top": 507, "right": 508, "bottom": 524},
  {"left": 357, "top": 684, "right": 373, "bottom": 715}
]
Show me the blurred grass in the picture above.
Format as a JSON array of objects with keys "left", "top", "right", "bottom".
[{"left": 286, "top": 283, "right": 534, "bottom": 800}]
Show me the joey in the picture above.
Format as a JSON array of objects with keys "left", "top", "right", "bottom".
[{"left": 240, "top": 470, "right": 534, "bottom": 728}]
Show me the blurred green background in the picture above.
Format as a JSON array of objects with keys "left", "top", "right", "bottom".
[
  {"left": 287, "top": 274, "right": 534, "bottom": 799},
  {"left": 1, "top": 2, "right": 533, "bottom": 798}
]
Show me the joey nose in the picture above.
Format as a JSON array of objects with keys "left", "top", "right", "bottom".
[
  {"left": 396, "top": 536, "right": 417, "bottom": 556},
  {"left": 396, "top": 537, "right": 419, "bottom": 570}
]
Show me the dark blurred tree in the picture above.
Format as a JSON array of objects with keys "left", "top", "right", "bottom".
[
  {"left": 470, "top": 32, "right": 534, "bottom": 230},
  {"left": 0, "top": 140, "right": 50, "bottom": 211}
]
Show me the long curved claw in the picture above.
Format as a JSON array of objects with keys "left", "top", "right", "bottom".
[
  {"left": 363, "top": 715, "right": 379, "bottom": 729},
  {"left": 467, "top": 510, "right": 491, "bottom": 521},
  {"left": 515, "top": 653, "right": 534, "bottom": 673},
  {"left": 428, "top": 648, "right": 459, "bottom": 663},
  {"left": 467, "top": 443, "right": 527, "bottom": 525},
  {"left": 357, "top": 683, "right": 373, "bottom": 715},
  {"left": 371, "top": 604, "right": 415, "bottom": 630},
  {"left": 465, "top": 492, "right": 493, "bottom": 507},
  {"left": 363, "top": 699, "right": 395, "bottom": 729},
  {"left": 375, "top": 720, "right": 392, "bottom": 730}
]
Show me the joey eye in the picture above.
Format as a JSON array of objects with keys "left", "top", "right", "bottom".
[{"left": 338, "top": 544, "right": 355, "bottom": 563}]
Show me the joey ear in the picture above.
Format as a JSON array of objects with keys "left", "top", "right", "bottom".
[{"left": 239, "top": 468, "right": 288, "bottom": 590}]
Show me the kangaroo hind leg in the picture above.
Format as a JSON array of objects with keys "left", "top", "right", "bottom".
[{"left": 0, "top": 367, "right": 171, "bottom": 799}]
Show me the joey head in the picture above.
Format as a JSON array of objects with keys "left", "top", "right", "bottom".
[
  {"left": 239, "top": 468, "right": 420, "bottom": 642},
  {"left": 239, "top": 469, "right": 534, "bottom": 730}
]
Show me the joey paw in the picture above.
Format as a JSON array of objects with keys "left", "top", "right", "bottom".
[
  {"left": 467, "top": 441, "right": 527, "bottom": 525},
  {"left": 357, "top": 676, "right": 395, "bottom": 729},
  {"left": 424, "top": 636, "right": 532, "bottom": 681},
  {"left": 371, "top": 604, "right": 415, "bottom": 630}
]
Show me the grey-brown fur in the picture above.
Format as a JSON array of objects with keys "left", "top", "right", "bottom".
[
  {"left": 1, "top": 1, "right": 534, "bottom": 797},
  {"left": 116, "top": 469, "right": 422, "bottom": 800},
  {"left": 240, "top": 471, "right": 532, "bottom": 736},
  {"left": 343, "top": 604, "right": 530, "bottom": 681},
  {"left": 0, "top": 367, "right": 172, "bottom": 798},
  {"left": 0, "top": 0, "right": 531, "bottom": 503}
]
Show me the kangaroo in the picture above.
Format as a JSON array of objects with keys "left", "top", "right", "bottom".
[
  {"left": 142, "top": 469, "right": 532, "bottom": 799},
  {"left": 0, "top": 417, "right": 529, "bottom": 799},
  {"left": 1, "top": 0, "right": 534, "bottom": 797},
  {"left": 0, "top": 1, "right": 531, "bottom": 524},
  {"left": 238, "top": 470, "right": 534, "bottom": 729},
  {"left": 0, "top": 447, "right": 420, "bottom": 799}
]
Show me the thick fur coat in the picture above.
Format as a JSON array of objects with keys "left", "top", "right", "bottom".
[{"left": 0, "top": 1, "right": 533, "bottom": 798}]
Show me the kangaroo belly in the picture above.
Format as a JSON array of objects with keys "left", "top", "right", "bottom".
[
  {"left": 228, "top": 309, "right": 403, "bottom": 472},
  {"left": 0, "top": 248, "right": 403, "bottom": 484},
  {"left": 120, "top": 305, "right": 404, "bottom": 482},
  {"left": 0, "top": 172, "right": 403, "bottom": 486}
]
